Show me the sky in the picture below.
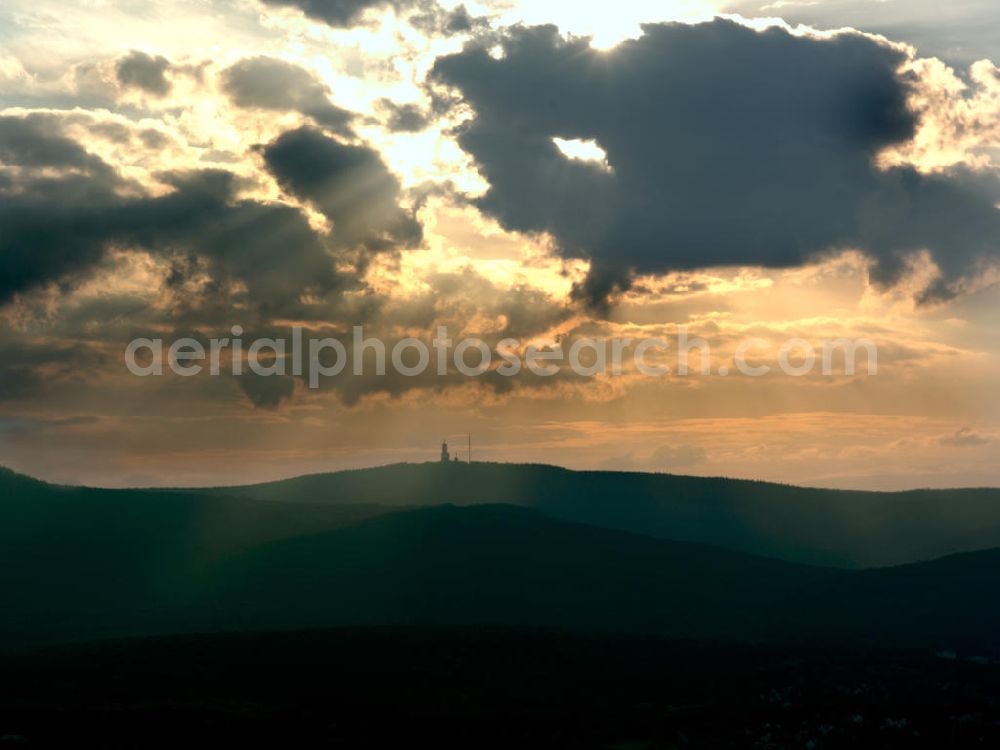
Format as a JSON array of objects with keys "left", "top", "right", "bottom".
[{"left": 0, "top": 0, "right": 997, "bottom": 489}]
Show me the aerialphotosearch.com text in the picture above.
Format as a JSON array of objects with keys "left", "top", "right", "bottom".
[{"left": 124, "top": 326, "right": 878, "bottom": 386}]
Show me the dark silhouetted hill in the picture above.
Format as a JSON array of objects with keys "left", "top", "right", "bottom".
[
  {"left": 192, "top": 503, "right": 840, "bottom": 640},
  {"left": 2, "top": 465, "right": 999, "bottom": 652},
  {"left": 196, "top": 461, "right": 1000, "bottom": 567},
  {"left": 785, "top": 547, "right": 1000, "bottom": 650},
  {"left": 189, "top": 503, "right": 1000, "bottom": 651},
  {"left": 0, "top": 467, "right": 391, "bottom": 643}
]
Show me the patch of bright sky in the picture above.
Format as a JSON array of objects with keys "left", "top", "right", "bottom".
[
  {"left": 257, "top": 7, "right": 479, "bottom": 189},
  {"left": 0, "top": 0, "right": 272, "bottom": 75},
  {"left": 366, "top": 196, "right": 585, "bottom": 299},
  {"left": 552, "top": 137, "right": 612, "bottom": 172},
  {"left": 479, "top": 0, "right": 722, "bottom": 48}
]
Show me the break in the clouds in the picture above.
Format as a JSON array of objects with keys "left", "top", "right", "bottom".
[{"left": 433, "top": 19, "right": 1000, "bottom": 307}]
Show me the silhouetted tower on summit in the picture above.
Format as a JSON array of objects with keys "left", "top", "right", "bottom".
[{"left": 440, "top": 436, "right": 470, "bottom": 463}]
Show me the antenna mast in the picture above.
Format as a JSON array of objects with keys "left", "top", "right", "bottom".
[{"left": 468, "top": 433, "right": 472, "bottom": 464}]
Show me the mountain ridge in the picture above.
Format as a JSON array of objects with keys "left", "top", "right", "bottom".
[
  {"left": 190, "top": 461, "right": 1000, "bottom": 568},
  {"left": 185, "top": 502, "right": 1000, "bottom": 651},
  {"left": 191, "top": 461, "right": 1000, "bottom": 495},
  {"left": 6, "top": 462, "right": 1000, "bottom": 568},
  {"left": 2, "top": 464, "right": 1000, "bottom": 651}
]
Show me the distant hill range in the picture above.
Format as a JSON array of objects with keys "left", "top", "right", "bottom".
[
  {"left": 196, "top": 462, "right": 1000, "bottom": 568},
  {"left": 1, "top": 464, "right": 999, "bottom": 651}
]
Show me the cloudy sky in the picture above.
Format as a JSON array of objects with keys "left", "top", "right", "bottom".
[{"left": 0, "top": 0, "right": 997, "bottom": 489}]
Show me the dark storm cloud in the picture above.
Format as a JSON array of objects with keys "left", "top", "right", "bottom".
[
  {"left": 409, "top": 2, "right": 489, "bottom": 36},
  {"left": 377, "top": 99, "right": 430, "bottom": 132},
  {"left": 863, "top": 166, "right": 1000, "bottom": 303},
  {"left": 0, "top": 114, "right": 125, "bottom": 301},
  {"left": 260, "top": 0, "right": 484, "bottom": 33},
  {"left": 0, "top": 179, "right": 116, "bottom": 303},
  {"left": 115, "top": 50, "right": 172, "bottom": 96},
  {"left": 120, "top": 169, "right": 353, "bottom": 313},
  {"left": 260, "top": 125, "right": 422, "bottom": 251},
  {"left": 84, "top": 121, "right": 133, "bottom": 144},
  {"left": 221, "top": 57, "right": 354, "bottom": 135},
  {"left": 260, "top": 0, "right": 401, "bottom": 27},
  {"left": 432, "top": 20, "right": 1000, "bottom": 308},
  {"left": 0, "top": 113, "right": 117, "bottom": 177},
  {"left": 0, "top": 114, "right": 362, "bottom": 311}
]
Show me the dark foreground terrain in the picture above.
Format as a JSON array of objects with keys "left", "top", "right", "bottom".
[
  {"left": 2, "top": 627, "right": 999, "bottom": 749},
  {"left": 3, "top": 464, "right": 1000, "bottom": 747}
]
